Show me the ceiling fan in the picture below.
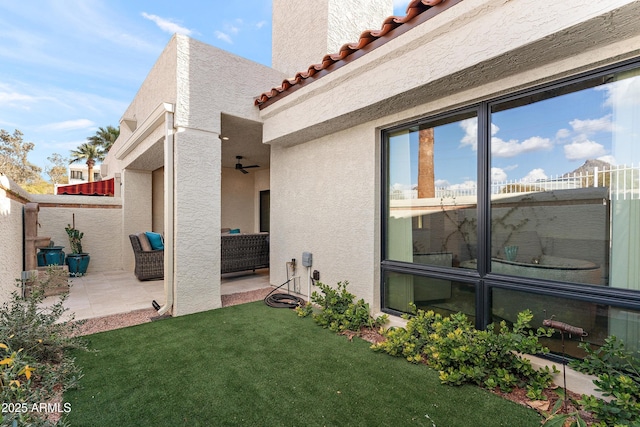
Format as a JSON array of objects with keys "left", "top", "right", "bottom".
[{"left": 235, "top": 156, "right": 260, "bottom": 174}]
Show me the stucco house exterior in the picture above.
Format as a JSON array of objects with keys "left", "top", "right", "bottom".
[{"left": 96, "top": 0, "right": 640, "bottom": 358}]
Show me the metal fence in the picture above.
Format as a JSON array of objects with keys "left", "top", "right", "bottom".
[{"left": 390, "top": 164, "right": 640, "bottom": 200}]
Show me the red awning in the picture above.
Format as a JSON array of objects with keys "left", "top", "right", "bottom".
[{"left": 57, "top": 178, "right": 114, "bottom": 196}]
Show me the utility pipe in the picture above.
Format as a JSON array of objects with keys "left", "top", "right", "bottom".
[{"left": 158, "top": 108, "right": 175, "bottom": 316}]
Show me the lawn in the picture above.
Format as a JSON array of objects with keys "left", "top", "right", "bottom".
[{"left": 64, "top": 302, "right": 542, "bottom": 426}]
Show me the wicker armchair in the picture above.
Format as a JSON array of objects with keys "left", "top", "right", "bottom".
[{"left": 129, "top": 234, "right": 164, "bottom": 281}]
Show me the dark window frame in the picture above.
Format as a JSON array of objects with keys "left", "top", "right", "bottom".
[{"left": 380, "top": 56, "right": 640, "bottom": 328}]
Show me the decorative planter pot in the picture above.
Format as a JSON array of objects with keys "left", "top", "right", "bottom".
[
  {"left": 37, "top": 246, "right": 66, "bottom": 266},
  {"left": 66, "top": 253, "right": 90, "bottom": 277}
]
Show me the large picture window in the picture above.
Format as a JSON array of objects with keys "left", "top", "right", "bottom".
[
  {"left": 382, "top": 60, "right": 640, "bottom": 358},
  {"left": 385, "top": 111, "right": 477, "bottom": 314}
]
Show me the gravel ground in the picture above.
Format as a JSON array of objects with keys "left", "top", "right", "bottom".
[{"left": 74, "top": 287, "right": 275, "bottom": 336}]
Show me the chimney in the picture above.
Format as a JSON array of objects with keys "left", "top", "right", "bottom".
[{"left": 272, "top": 0, "right": 393, "bottom": 77}]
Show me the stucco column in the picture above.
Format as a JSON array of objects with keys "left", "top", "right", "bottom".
[{"left": 172, "top": 128, "right": 222, "bottom": 315}]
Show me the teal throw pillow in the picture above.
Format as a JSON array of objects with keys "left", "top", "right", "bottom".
[
  {"left": 145, "top": 232, "right": 164, "bottom": 250},
  {"left": 229, "top": 229, "right": 240, "bottom": 234}
]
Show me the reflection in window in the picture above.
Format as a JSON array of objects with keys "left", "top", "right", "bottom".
[
  {"left": 492, "top": 287, "right": 640, "bottom": 357},
  {"left": 385, "top": 271, "right": 475, "bottom": 320},
  {"left": 487, "top": 68, "right": 640, "bottom": 287},
  {"left": 386, "top": 111, "right": 478, "bottom": 271}
]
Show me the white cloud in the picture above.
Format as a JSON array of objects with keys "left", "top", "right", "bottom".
[
  {"left": 491, "top": 136, "right": 553, "bottom": 158},
  {"left": 141, "top": 12, "right": 193, "bottom": 36},
  {"left": 556, "top": 128, "right": 570, "bottom": 139},
  {"left": 459, "top": 118, "right": 551, "bottom": 158},
  {"left": 600, "top": 77, "right": 640, "bottom": 108},
  {"left": 569, "top": 115, "right": 613, "bottom": 134},
  {"left": 435, "top": 179, "right": 450, "bottom": 188},
  {"left": 39, "top": 119, "right": 95, "bottom": 132},
  {"left": 459, "top": 118, "right": 478, "bottom": 150},
  {"left": 256, "top": 21, "right": 267, "bottom": 29},
  {"left": 0, "top": 91, "right": 37, "bottom": 104},
  {"left": 449, "top": 180, "right": 477, "bottom": 190},
  {"left": 215, "top": 30, "right": 233, "bottom": 44},
  {"left": 564, "top": 139, "right": 607, "bottom": 161},
  {"left": 491, "top": 167, "right": 507, "bottom": 182},
  {"left": 598, "top": 155, "right": 618, "bottom": 165},
  {"left": 522, "top": 168, "right": 548, "bottom": 182}
]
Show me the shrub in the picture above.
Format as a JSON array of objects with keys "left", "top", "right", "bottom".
[
  {"left": 296, "top": 281, "right": 387, "bottom": 332},
  {"left": 570, "top": 336, "right": 640, "bottom": 427},
  {"left": 0, "top": 269, "right": 85, "bottom": 426},
  {"left": 0, "top": 268, "right": 85, "bottom": 362},
  {"left": 372, "top": 306, "right": 557, "bottom": 398}
]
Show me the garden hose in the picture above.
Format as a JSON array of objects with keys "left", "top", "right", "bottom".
[{"left": 264, "top": 277, "right": 305, "bottom": 308}]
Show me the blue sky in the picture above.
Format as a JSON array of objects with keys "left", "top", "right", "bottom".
[
  {"left": 0, "top": 0, "right": 410, "bottom": 175},
  {"left": 389, "top": 75, "right": 640, "bottom": 192}
]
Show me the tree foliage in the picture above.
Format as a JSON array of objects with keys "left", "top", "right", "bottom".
[
  {"left": 87, "top": 125, "right": 119, "bottom": 153},
  {"left": 0, "top": 129, "right": 41, "bottom": 185},
  {"left": 45, "top": 152, "right": 69, "bottom": 185},
  {"left": 70, "top": 142, "right": 104, "bottom": 182}
]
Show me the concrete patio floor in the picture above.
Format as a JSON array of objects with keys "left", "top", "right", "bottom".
[{"left": 51, "top": 268, "right": 272, "bottom": 321}]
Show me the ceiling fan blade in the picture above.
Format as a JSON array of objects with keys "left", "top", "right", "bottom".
[
  {"left": 240, "top": 168, "right": 249, "bottom": 174},
  {"left": 243, "top": 164, "right": 260, "bottom": 169}
]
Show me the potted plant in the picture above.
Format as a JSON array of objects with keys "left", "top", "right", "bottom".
[
  {"left": 37, "top": 241, "right": 65, "bottom": 266},
  {"left": 65, "top": 217, "right": 90, "bottom": 277}
]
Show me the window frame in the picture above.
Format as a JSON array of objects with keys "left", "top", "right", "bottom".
[{"left": 380, "top": 56, "right": 640, "bottom": 327}]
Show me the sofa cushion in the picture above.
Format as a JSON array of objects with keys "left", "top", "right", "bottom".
[
  {"left": 137, "top": 232, "right": 153, "bottom": 251},
  {"left": 145, "top": 232, "right": 164, "bottom": 250}
]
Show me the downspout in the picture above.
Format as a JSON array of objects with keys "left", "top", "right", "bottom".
[{"left": 158, "top": 109, "right": 175, "bottom": 315}]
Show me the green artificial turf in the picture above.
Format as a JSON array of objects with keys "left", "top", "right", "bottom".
[{"left": 64, "top": 302, "right": 542, "bottom": 426}]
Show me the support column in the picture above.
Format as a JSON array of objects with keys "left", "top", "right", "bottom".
[{"left": 172, "top": 127, "right": 222, "bottom": 315}]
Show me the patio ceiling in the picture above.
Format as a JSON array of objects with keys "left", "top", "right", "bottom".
[{"left": 220, "top": 114, "right": 269, "bottom": 170}]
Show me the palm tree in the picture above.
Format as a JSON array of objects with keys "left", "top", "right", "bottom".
[
  {"left": 70, "top": 143, "right": 104, "bottom": 182},
  {"left": 87, "top": 126, "right": 120, "bottom": 153}
]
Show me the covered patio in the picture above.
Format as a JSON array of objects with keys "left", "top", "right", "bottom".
[{"left": 47, "top": 269, "right": 272, "bottom": 321}]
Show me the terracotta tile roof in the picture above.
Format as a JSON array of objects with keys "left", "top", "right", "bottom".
[{"left": 255, "top": 0, "right": 462, "bottom": 109}]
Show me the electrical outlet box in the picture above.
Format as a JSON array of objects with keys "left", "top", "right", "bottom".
[
  {"left": 302, "top": 252, "right": 312, "bottom": 267},
  {"left": 313, "top": 270, "right": 320, "bottom": 280}
]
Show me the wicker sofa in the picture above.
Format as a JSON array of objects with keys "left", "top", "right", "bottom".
[
  {"left": 221, "top": 233, "right": 269, "bottom": 274},
  {"left": 130, "top": 232, "right": 269, "bottom": 280},
  {"left": 129, "top": 233, "right": 164, "bottom": 281}
]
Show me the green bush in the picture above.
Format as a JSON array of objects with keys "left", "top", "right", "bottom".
[
  {"left": 570, "top": 336, "right": 640, "bottom": 427},
  {"left": 296, "top": 281, "right": 387, "bottom": 332},
  {"left": 0, "top": 270, "right": 85, "bottom": 426},
  {"left": 372, "top": 306, "right": 557, "bottom": 398},
  {"left": 0, "top": 269, "right": 85, "bottom": 362}
]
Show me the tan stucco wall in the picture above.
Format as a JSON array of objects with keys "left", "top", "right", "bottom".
[
  {"left": 221, "top": 167, "right": 270, "bottom": 234},
  {"left": 269, "top": 124, "right": 379, "bottom": 307},
  {"left": 0, "top": 176, "right": 29, "bottom": 303},
  {"left": 262, "top": 0, "right": 640, "bottom": 147},
  {"left": 121, "top": 170, "right": 153, "bottom": 272},
  {"left": 172, "top": 128, "right": 221, "bottom": 315},
  {"left": 264, "top": 0, "right": 640, "bottom": 311},
  {"left": 32, "top": 195, "right": 123, "bottom": 274},
  {"left": 152, "top": 167, "right": 164, "bottom": 233},
  {"left": 221, "top": 168, "right": 256, "bottom": 233},
  {"left": 272, "top": 0, "right": 392, "bottom": 77}
]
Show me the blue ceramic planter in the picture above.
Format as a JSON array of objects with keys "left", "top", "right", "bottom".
[
  {"left": 66, "top": 254, "right": 90, "bottom": 277},
  {"left": 37, "top": 247, "right": 66, "bottom": 266}
]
